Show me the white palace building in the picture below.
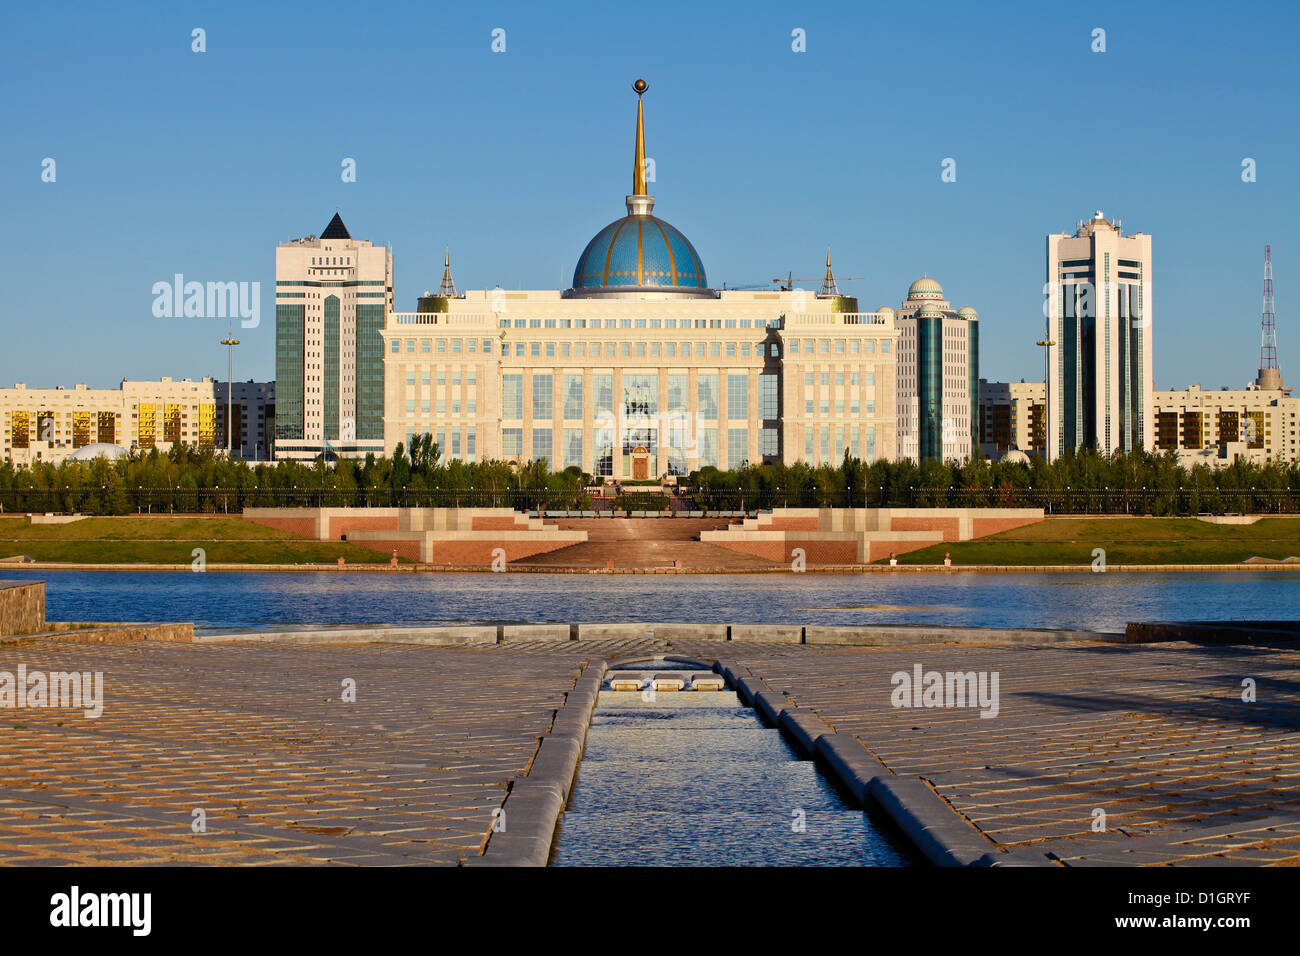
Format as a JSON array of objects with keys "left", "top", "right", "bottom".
[{"left": 379, "top": 80, "right": 898, "bottom": 479}]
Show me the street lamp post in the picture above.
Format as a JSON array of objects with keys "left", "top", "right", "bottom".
[
  {"left": 220, "top": 332, "right": 241, "bottom": 456},
  {"left": 1037, "top": 323, "right": 1055, "bottom": 462}
]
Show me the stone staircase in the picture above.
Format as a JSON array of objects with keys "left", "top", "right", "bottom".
[
  {"left": 343, "top": 508, "right": 587, "bottom": 564},
  {"left": 702, "top": 507, "right": 1045, "bottom": 564},
  {"left": 513, "top": 517, "right": 775, "bottom": 568}
]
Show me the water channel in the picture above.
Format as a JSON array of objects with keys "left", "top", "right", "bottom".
[{"left": 550, "top": 660, "right": 917, "bottom": 866}]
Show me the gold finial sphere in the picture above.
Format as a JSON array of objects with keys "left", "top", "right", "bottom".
[{"left": 633, "top": 78, "right": 648, "bottom": 95}]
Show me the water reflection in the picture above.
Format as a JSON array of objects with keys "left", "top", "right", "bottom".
[{"left": 1, "top": 569, "right": 1295, "bottom": 632}]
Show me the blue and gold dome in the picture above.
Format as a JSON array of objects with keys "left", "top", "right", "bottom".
[
  {"left": 567, "top": 80, "right": 713, "bottom": 298},
  {"left": 572, "top": 214, "right": 708, "bottom": 292}
]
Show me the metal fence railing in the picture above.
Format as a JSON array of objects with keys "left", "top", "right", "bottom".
[{"left": 1, "top": 485, "right": 1297, "bottom": 517}]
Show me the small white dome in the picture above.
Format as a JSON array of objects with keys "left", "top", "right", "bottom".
[
  {"left": 907, "top": 277, "right": 944, "bottom": 299},
  {"left": 66, "top": 443, "right": 130, "bottom": 461}
]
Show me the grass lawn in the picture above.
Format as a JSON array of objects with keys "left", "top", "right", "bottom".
[
  {"left": 890, "top": 517, "right": 1300, "bottom": 566},
  {"left": 0, "top": 515, "right": 402, "bottom": 564}
]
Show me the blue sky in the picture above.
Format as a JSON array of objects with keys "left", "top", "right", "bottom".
[{"left": 3, "top": 0, "right": 1297, "bottom": 389}]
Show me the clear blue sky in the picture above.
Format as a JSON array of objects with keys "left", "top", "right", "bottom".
[{"left": 3, "top": 0, "right": 1297, "bottom": 390}]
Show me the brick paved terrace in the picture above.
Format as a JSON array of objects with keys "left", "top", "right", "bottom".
[
  {"left": 0, "top": 631, "right": 1296, "bottom": 866},
  {"left": 730, "top": 639, "right": 1300, "bottom": 865},
  {"left": 0, "top": 639, "right": 600, "bottom": 865}
]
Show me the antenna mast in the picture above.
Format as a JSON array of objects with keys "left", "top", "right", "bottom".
[{"left": 1257, "top": 244, "right": 1282, "bottom": 389}]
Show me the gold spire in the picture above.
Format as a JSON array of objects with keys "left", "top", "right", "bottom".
[
  {"left": 819, "top": 247, "right": 840, "bottom": 297},
  {"left": 632, "top": 78, "right": 648, "bottom": 196},
  {"left": 437, "top": 248, "right": 457, "bottom": 298}
]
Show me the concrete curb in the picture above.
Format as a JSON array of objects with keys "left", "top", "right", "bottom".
[
  {"left": 714, "top": 665, "right": 1042, "bottom": 867},
  {"left": 753, "top": 690, "right": 789, "bottom": 726},
  {"left": 866, "top": 776, "right": 1000, "bottom": 867},
  {"left": 730, "top": 624, "right": 804, "bottom": 644},
  {"left": 196, "top": 625, "right": 498, "bottom": 645},
  {"left": 779, "top": 710, "right": 832, "bottom": 758},
  {"left": 575, "top": 622, "right": 656, "bottom": 641},
  {"left": 501, "top": 623, "right": 573, "bottom": 642},
  {"left": 193, "top": 621, "right": 1127, "bottom": 648},
  {"left": 470, "top": 659, "right": 608, "bottom": 866},
  {"left": 804, "top": 624, "right": 1121, "bottom": 646},
  {"left": 652, "top": 623, "right": 730, "bottom": 641},
  {"left": 469, "top": 779, "right": 564, "bottom": 866},
  {"left": 735, "top": 676, "right": 765, "bottom": 707},
  {"left": 814, "top": 734, "right": 891, "bottom": 803},
  {"left": 1, "top": 621, "right": 195, "bottom": 645},
  {"left": 1124, "top": 620, "right": 1300, "bottom": 644}
]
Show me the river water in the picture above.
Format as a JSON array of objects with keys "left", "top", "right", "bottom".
[{"left": 1, "top": 569, "right": 1294, "bottom": 632}]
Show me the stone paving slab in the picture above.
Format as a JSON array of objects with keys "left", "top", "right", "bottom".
[
  {"left": 0, "top": 639, "right": 593, "bottom": 865},
  {"left": 2, "top": 633, "right": 1297, "bottom": 866},
  {"left": 722, "top": 639, "right": 1300, "bottom": 865}
]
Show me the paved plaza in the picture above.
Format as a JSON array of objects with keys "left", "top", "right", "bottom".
[
  {"left": 0, "top": 632, "right": 1296, "bottom": 865},
  {"left": 728, "top": 640, "right": 1300, "bottom": 865}
]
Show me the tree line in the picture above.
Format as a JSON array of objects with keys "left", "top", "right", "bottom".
[
  {"left": 1, "top": 440, "right": 1298, "bottom": 516},
  {"left": 692, "top": 449, "right": 1300, "bottom": 515}
]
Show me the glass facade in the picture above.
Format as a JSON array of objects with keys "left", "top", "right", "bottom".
[
  {"left": 323, "top": 295, "right": 339, "bottom": 441},
  {"left": 623, "top": 373, "right": 657, "bottom": 417},
  {"left": 72, "top": 411, "right": 92, "bottom": 448},
  {"left": 967, "top": 319, "right": 979, "bottom": 451},
  {"left": 917, "top": 312, "right": 943, "bottom": 462},
  {"left": 667, "top": 374, "right": 688, "bottom": 413},
  {"left": 727, "top": 373, "right": 748, "bottom": 420},
  {"left": 355, "top": 304, "right": 385, "bottom": 440},
  {"left": 698, "top": 428, "right": 718, "bottom": 467},
  {"left": 532, "top": 373, "right": 553, "bottom": 420},
  {"left": 759, "top": 372, "right": 779, "bottom": 421},
  {"left": 593, "top": 422, "right": 613, "bottom": 476},
  {"left": 593, "top": 374, "right": 613, "bottom": 419},
  {"left": 137, "top": 403, "right": 155, "bottom": 449},
  {"left": 727, "top": 427, "right": 748, "bottom": 467},
  {"left": 1061, "top": 286, "right": 1078, "bottom": 452},
  {"left": 274, "top": 304, "right": 305, "bottom": 440},
  {"left": 697, "top": 374, "right": 718, "bottom": 419},
  {"left": 164, "top": 404, "right": 182, "bottom": 445},
  {"left": 532, "top": 427, "right": 552, "bottom": 464},
  {"left": 10, "top": 411, "right": 29, "bottom": 449},
  {"left": 562, "top": 375, "right": 583, "bottom": 419},
  {"left": 198, "top": 404, "right": 215, "bottom": 449},
  {"left": 563, "top": 428, "right": 583, "bottom": 468},
  {"left": 502, "top": 375, "right": 523, "bottom": 419}
]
